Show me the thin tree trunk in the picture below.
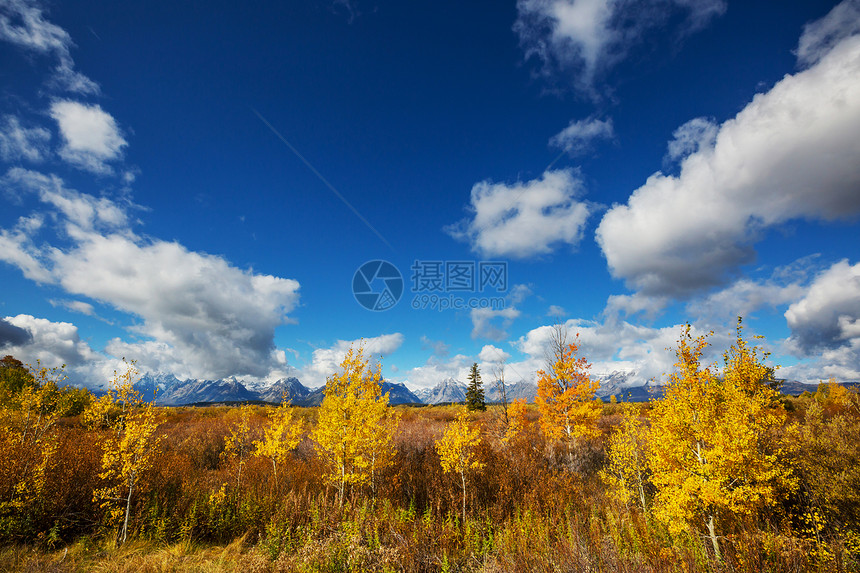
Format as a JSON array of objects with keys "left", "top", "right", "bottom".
[
  {"left": 121, "top": 473, "right": 135, "bottom": 545},
  {"left": 707, "top": 513, "right": 721, "bottom": 562},
  {"left": 461, "top": 472, "right": 467, "bottom": 525},
  {"left": 637, "top": 472, "right": 648, "bottom": 520},
  {"left": 371, "top": 450, "right": 377, "bottom": 497},
  {"left": 339, "top": 463, "right": 345, "bottom": 507}
]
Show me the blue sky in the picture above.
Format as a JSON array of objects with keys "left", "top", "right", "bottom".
[{"left": 1, "top": 0, "right": 859, "bottom": 390}]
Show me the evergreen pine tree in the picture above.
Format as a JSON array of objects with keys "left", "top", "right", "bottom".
[{"left": 465, "top": 362, "right": 486, "bottom": 411}]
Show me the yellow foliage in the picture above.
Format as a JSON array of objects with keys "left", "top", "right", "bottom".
[
  {"left": 0, "top": 363, "right": 66, "bottom": 516},
  {"left": 600, "top": 403, "right": 650, "bottom": 514},
  {"left": 83, "top": 393, "right": 118, "bottom": 430},
  {"left": 503, "top": 398, "right": 530, "bottom": 445},
  {"left": 649, "top": 321, "right": 794, "bottom": 560},
  {"left": 253, "top": 397, "right": 304, "bottom": 487},
  {"left": 436, "top": 408, "right": 485, "bottom": 476},
  {"left": 83, "top": 361, "right": 147, "bottom": 430},
  {"left": 788, "top": 397, "right": 860, "bottom": 543},
  {"left": 816, "top": 377, "right": 856, "bottom": 410},
  {"left": 312, "top": 344, "right": 399, "bottom": 503},
  {"left": 535, "top": 335, "right": 600, "bottom": 458},
  {"left": 435, "top": 407, "right": 485, "bottom": 522},
  {"left": 221, "top": 405, "right": 257, "bottom": 489},
  {"left": 92, "top": 361, "right": 163, "bottom": 545}
]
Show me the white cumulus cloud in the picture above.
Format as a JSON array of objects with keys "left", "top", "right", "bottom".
[
  {"left": 396, "top": 353, "right": 473, "bottom": 390},
  {"left": 796, "top": 0, "right": 860, "bottom": 68},
  {"left": 785, "top": 260, "right": 860, "bottom": 355},
  {"left": 550, "top": 116, "right": 614, "bottom": 155},
  {"left": 478, "top": 344, "right": 511, "bottom": 363},
  {"left": 469, "top": 284, "right": 530, "bottom": 341},
  {"left": 690, "top": 257, "right": 820, "bottom": 324},
  {"left": 50, "top": 101, "right": 127, "bottom": 174},
  {"left": 596, "top": 31, "right": 860, "bottom": 297},
  {"left": 0, "top": 170, "right": 302, "bottom": 381},
  {"left": 302, "top": 333, "right": 405, "bottom": 388},
  {"left": 52, "top": 235, "right": 300, "bottom": 380},
  {"left": 781, "top": 259, "right": 860, "bottom": 383},
  {"left": 447, "top": 169, "right": 590, "bottom": 259},
  {"left": 1, "top": 314, "right": 99, "bottom": 368},
  {"left": 516, "top": 318, "right": 729, "bottom": 386},
  {"left": 0, "top": 213, "right": 52, "bottom": 284}
]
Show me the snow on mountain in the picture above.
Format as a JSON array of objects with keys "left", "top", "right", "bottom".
[
  {"left": 257, "top": 377, "right": 310, "bottom": 404},
  {"left": 133, "top": 373, "right": 421, "bottom": 406},
  {"left": 486, "top": 380, "right": 538, "bottom": 403},
  {"left": 594, "top": 371, "right": 664, "bottom": 402},
  {"left": 159, "top": 376, "right": 259, "bottom": 406},
  {"left": 415, "top": 377, "right": 468, "bottom": 404},
  {"left": 136, "top": 372, "right": 183, "bottom": 402}
]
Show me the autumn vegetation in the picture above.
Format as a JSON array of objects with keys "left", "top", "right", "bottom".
[{"left": 1, "top": 323, "right": 859, "bottom": 572}]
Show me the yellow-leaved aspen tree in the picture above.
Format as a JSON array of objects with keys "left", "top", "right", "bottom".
[
  {"left": 83, "top": 392, "right": 117, "bottom": 430},
  {"left": 503, "top": 398, "right": 530, "bottom": 446},
  {"left": 787, "top": 389, "right": 860, "bottom": 547},
  {"left": 356, "top": 375, "right": 401, "bottom": 497},
  {"left": 600, "top": 403, "right": 650, "bottom": 516},
  {"left": 94, "top": 361, "right": 163, "bottom": 545},
  {"left": 815, "top": 377, "right": 852, "bottom": 409},
  {"left": 535, "top": 327, "right": 600, "bottom": 466},
  {"left": 435, "top": 407, "right": 485, "bottom": 524},
  {"left": 222, "top": 405, "right": 256, "bottom": 490},
  {"left": 0, "top": 362, "right": 65, "bottom": 521},
  {"left": 649, "top": 321, "right": 795, "bottom": 562},
  {"left": 253, "top": 397, "right": 304, "bottom": 489},
  {"left": 313, "top": 344, "right": 398, "bottom": 505}
]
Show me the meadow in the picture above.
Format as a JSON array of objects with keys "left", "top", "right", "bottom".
[{"left": 0, "top": 325, "right": 858, "bottom": 573}]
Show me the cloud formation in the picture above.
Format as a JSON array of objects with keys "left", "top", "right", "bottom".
[
  {"left": 0, "top": 0, "right": 98, "bottom": 94},
  {"left": 0, "top": 115, "right": 51, "bottom": 163},
  {"left": 55, "top": 236, "right": 300, "bottom": 379},
  {"left": 514, "top": 0, "right": 725, "bottom": 92},
  {"left": 1, "top": 314, "right": 99, "bottom": 368},
  {"left": 0, "top": 169, "right": 302, "bottom": 381},
  {"left": 796, "top": 0, "right": 860, "bottom": 68},
  {"left": 302, "top": 333, "right": 405, "bottom": 388},
  {"left": 50, "top": 101, "right": 128, "bottom": 174},
  {"left": 470, "top": 307, "right": 521, "bottom": 341},
  {"left": 447, "top": 169, "right": 590, "bottom": 259},
  {"left": 0, "top": 317, "right": 33, "bottom": 347},
  {"left": 664, "top": 117, "right": 717, "bottom": 164},
  {"left": 420, "top": 335, "right": 450, "bottom": 358},
  {"left": 785, "top": 260, "right": 860, "bottom": 355},
  {"left": 469, "top": 284, "right": 531, "bottom": 341},
  {"left": 49, "top": 299, "right": 98, "bottom": 317},
  {"left": 478, "top": 344, "right": 511, "bottom": 363},
  {"left": 398, "top": 352, "right": 472, "bottom": 389},
  {"left": 597, "top": 29, "right": 860, "bottom": 297},
  {"left": 780, "top": 259, "right": 860, "bottom": 383},
  {"left": 516, "top": 317, "right": 729, "bottom": 386},
  {"left": 550, "top": 116, "right": 614, "bottom": 155}
]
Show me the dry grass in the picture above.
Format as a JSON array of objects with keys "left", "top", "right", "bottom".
[{"left": 0, "top": 402, "right": 858, "bottom": 572}]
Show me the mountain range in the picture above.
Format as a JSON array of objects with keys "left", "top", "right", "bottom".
[
  {"left": 134, "top": 373, "right": 421, "bottom": 406},
  {"left": 129, "top": 371, "right": 826, "bottom": 407}
]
